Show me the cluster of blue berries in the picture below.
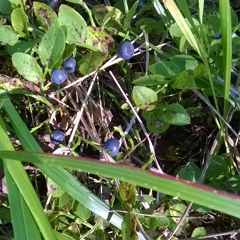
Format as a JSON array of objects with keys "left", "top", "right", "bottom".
[
  {"left": 51, "top": 57, "right": 76, "bottom": 84},
  {"left": 117, "top": 41, "right": 135, "bottom": 60}
]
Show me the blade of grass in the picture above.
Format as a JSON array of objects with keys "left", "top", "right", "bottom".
[
  {"left": 0, "top": 117, "right": 46, "bottom": 240},
  {"left": 219, "top": 0, "right": 232, "bottom": 119},
  {"left": 162, "top": 0, "right": 201, "bottom": 56},
  {"left": 1, "top": 98, "right": 149, "bottom": 239},
  {"left": 1, "top": 151, "right": 240, "bottom": 219}
]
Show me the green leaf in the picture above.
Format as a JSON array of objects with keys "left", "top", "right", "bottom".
[
  {"left": 205, "top": 155, "right": 228, "bottom": 181},
  {"left": 171, "top": 70, "right": 196, "bottom": 89},
  {"left": 10, "top": 8, "right": 30, "bottom": 39},
  {"left": 7, "top": 39, "right": 37, "bottom": 56},
  {"left": 72, "top": 201, "right": 91, "bottom": 221},
  {"left": 132, "top": 74, "right": 167, "bottom": 86},
  {"left": 132, "top": 86, "right": 158, "bottom": 111},
  {"left": 0, "top": 25, "right": 18, "bottom": 45},
  {"left": 171, "top": 55, "right": 198, "bottom": 71},
  {"left": 0, "top": 0, "right": 12, "bottom": 15},
  {"left": 9, "top": 0, "right": 26, "bottom": 9},
  {"left": 2, "top": 151, "right": 240, "bottom": 219},
  {"left": 124, "top": 1, "right": 138, "bottom": 29},
  {"left": 163, "top": 103, "right": 190, "bottom": 125},
  {"left": 12, "top": 53, "right": 43, "bottom": 82},
  {"left": 191, "top": 227, "right": 206, "bottom": 237},
  {"left": 92, "top": 5, "right": 125, "bottom": 34},
  {"left": 121, "top": 213, "right": 138, "bottom": 240},
  {"left": 119, "top": 182, "right": 136, "bottom": 207},
  {"left": 33, "top": 2, "right": 59, "bottom": 31},
  {"left": 78, "top": 52, "right": 107, "bottom": 75},
  {"left": 176, "top": 162, "right": 201, "bottom": 182},
  {"left": 148, "top": 61, "right": 181, "bottom": 78},
  {"left": 85, "top": 26, "right": 115, "bottom": 53},
  {"left": 142, "top": 109, "right": 170, "bottom": 134},
  {"left": 58, "top": 4, "right": 87, "bottom": 44},
  {"left": 38, "top": 26, "right": 65, "bottom": 70},
  {"left": 169, "top": 203, "right": 187, "bottom": 224}
]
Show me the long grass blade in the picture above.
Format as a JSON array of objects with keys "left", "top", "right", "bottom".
[
  {"left": 1, "top": 151, "right": 240, "bottom": 219},
  {"left": 219, "top": 0, "right": 232, "bottom": 119}
]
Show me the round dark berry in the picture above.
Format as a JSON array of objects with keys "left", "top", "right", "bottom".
[
  {"left": 62, "top": 57, "right": 77, "bottom": 73},
  {"left": 117, "top": 41, "right": 135, "bottom": 60},
  {"left": 51, "top": 69, "right": 67, "bottom": 84},
  {"left": 51, "top": 130, "right": 65, "bottom": 145},
  {"left": 103, "top": 139, "right": 120, "bottom": 157},
  {"left": 213, "top": 33, "right": 221, "bottom": 39},
  {"left": 49, "top": 0, "right": 61, "bottom": 11},
  {"left": 138, "top": 0, "right": 149, "bottom": 8}
]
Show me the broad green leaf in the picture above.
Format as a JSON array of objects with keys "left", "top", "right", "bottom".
[
  {"left": 85, "top": 26, "right": 114, "bottom": 53},
  {"left": 169, "top": 203, "right": 187, "bottom": 224},
  {"left": 171, "top": 55, "right": 198, "bottom": 71},
  {"left": 132, "top": 86, "right": 157, "bottom": 111},
  {"left": 142, "top": 109, "right": 170, "bottom": 134},
  {"left": 119, "top": 182, "right": 136, "bottom": 207},
  {"left": 163, "top": 103, "right": 190, "bottom": 125},
  {"left": 176, "top": 162, "right": 201, "bottom": 182},
  {"left": 1, "top": 151, "right": 240, "bottom": 219},
  {"left": 12, "top": 53, "right": 43, "bottom": 82},
  {"left": 7, "top": 39, "right": 38, "bottom": 56},
  {"left": 171, "top": 70, "right": 196, "bottom": 89},
  {"left": 8, "top": 0, "right": 26, "bottom": 9},
  {"left": 92, "top": 5, "right": 125, "bottom": 34},
  {"left": 203, "top": 13, "right": 221, "bottom": 36},
  {"left": 62, "top": 44, "right": 76, "bottom": 61},
  {"left": 58, "top": 5, "right": 87, "bottom": 44},
  {"left": 10, "top": 8, "right": 29, "bottom": 39},
  {"left": 0, "top": 0, "right": 12, "bottom": 15},
  {"left": 33, "top": 2, "right": 58, "bottom": 31},
  {"left": 133, "top": 74, "right": 167, "bottom": 86},
  {"left": 193, "top": 64, "right": 207, "bottom": 78},
  {"left": 191, "top": 227, "right": 206, "bottom": 237},
  {"left": 0, "top": 25, "right": 18, "bottom": 45},
  {"left": 38, "top": 26, "right": 65, "bottom": 70},
  {"left": 78, "top": 52, "right": 107, "bottom": 75},
  {"left": 145, "top": 217, "right": 158, "bottom": 230},
  {"left": 72, "top": 201, "right": 91, "bottom": 221},
  {"left": 205, "top": 155, "right": 228, "bottom": 181},
  {"left": 121, "top": 213, "right": 138, "bottom": 240},
  {"left": 148, "top": 61, "right": 180, "bottom": 78}
]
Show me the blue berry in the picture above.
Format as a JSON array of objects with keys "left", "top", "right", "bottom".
[
  {"left": 51, "top": 69, "right": 67, "bottom": 84},
  {"left": 117, "top": 41, "right": 135, "bottom": 60},
  {"left": 103, "top": 139, "right": 120, "bottom": 157},
  {"left": 138, "top": 0, "right": 149, "bottom": 8},
  {"left": 49, "top": 0, "right": 61, "bottom": 11},
  {"left": 62, "top": 57, "right": 76, "bottom": 73},
  {"left": 213, "top": 33, "right": 221, "bottom": 39},
  {"left": 51, "top": 130, "right": 65, "bottom": 145}
]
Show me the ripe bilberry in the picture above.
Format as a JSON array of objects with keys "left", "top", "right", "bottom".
[
  {"left": 51, "top": 130, "right": 65, "bottom": 145},
  {"left": 103, "top": 139, "right": 120, "bottom": 157},
  {"left": 51, "top": 69, "right": 67, "bottom": 84},
  {"left": 117, "top": 41, "right": 135, "bottom": 60},
  {"left": 62, "top": 57, "right": 76, "bottom": 73}
]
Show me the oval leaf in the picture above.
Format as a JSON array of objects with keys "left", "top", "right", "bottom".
[
  {"left": 133, "top": 74, "right": 167, "bottom": 86},
  {"left": 39, "top": 26, "right": 65, "bottom": 70},
  {"left": 171, "top": 70, "right": 196, "bottom": 89},
  {"left": 132, "top": 86, "right": 158, "bottom": 111},
  {"left": 11, "top": 8, "right": 30, "bottom": 39},
  {"left": 78, "top": 52, "right": 107, "bottom": 75},
  {"left": 149, "top": 61, "right": 180, "bottom": 78},
  {"left": 0, "top": 25, "right": 19, "bottom": 45},
  {"left": 12, "top": 53, "right": 43, "bottom": 82},
  {"left": 33, "top": 2, "right": 59, "bottom": 31},
  {"left": 163, "top": 103, "right": 190, "bottom": 125},
  {"left": 58, "top": 5, "right": 87, "bottom": 44}
]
